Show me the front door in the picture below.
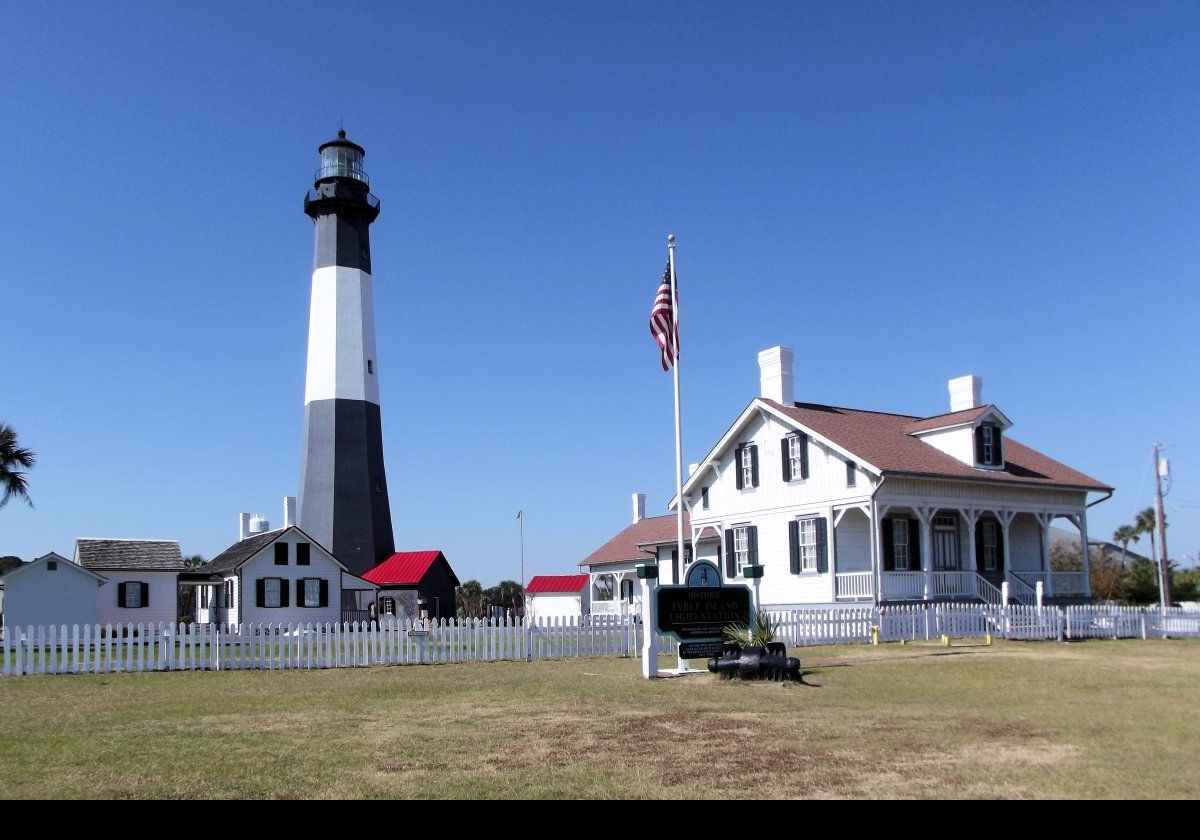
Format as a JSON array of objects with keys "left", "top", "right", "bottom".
[{"left": 934, "top": 520, "right": 960, "bottom": 571}]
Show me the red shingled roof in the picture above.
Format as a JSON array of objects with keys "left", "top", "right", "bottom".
[
  {"left": 526, "top": 574, "right": 590, "bottom": 594},
  {"left": 764, "top": 400, "right": 1110, "bottom": 491},
  {"left": 580, "top": 513, "right": 692, "bottom": 568},
  {"left": 363, "top": 551, "right": 443, "bottom": 585}
]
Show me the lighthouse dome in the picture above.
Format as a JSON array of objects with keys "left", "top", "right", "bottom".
[{"left": 315, "top": 130, "right": 368, "bottom": 185}]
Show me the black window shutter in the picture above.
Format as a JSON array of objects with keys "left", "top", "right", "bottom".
[
  {"left": 671, "top": 549, "right": 679, "bottom": 583},
  {"left": 909, "top": 518, "right": 922, "bottom": 571},
  {"left": 296, "top": 579, "right": 304, "bottom": 606},
  {"left": 724, "top": 529, "right": 736, "bottom": 577},
  {"left": 141, "top": 582, "right": 150, "bottom": 607},
  {"left": 297, "top": 543, "right": 310, "bottom": 565},
  {"left": 256, "top": 578, "right": 265, "bottom": 608},
  {"left": 748, "top": 526, "right": 759, "bottom": 566},
  {"left": 816, "top": 518, "right": 829, "bottom": 574},
  {"left": 275, "top": 543, "right": 288, "bottom": 565},
  {"left": 993, "top": 428, "right": 1003, "bottom": 465},
  {"left": 975, "top": 426, "right": 986, "bottom": 464},
  {"left": 781, "top": 437, "right": 792, "bottom": 482},
  {"left": 319, "top": 579, "right": 329, "bottom": 608},
  {"left": 975, "top": 521, "right": 986, "bottom": 572},
  {"left": 882, "top": 519, "right": 895, "bottom": 571},
  {"left": 799, "top": 433, "right": 810, "bottom": 479},
  {"left": 788, "top": 520, "right": 800, "bottom": 574},
  {"left": 117, "top": 582, "right": 127, "bottom": 608},
  {"left": 750, "top": 445, "right": 759, "bottom": 488},
  {"left": 279, "top": 579, "right": 290, "bottom": 608},
  {"left": 996, "top": 524, "right": 1005, "bottom": 571},
  {"left": 734, "top": 446, "right": 744, "bottom": 490}
]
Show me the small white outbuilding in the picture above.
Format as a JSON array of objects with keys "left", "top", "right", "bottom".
[
  {"left": 525, "top": 574, "right": 591, "bottom": 621},
  {"left": 0, "top": 552, "right": 105, "bottom": 634}
]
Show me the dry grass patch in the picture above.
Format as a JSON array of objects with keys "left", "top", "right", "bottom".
[{"left": 0, "top": 639, "right": 1197, "bottom": 798}]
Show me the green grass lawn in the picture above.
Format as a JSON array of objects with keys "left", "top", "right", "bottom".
[{"left": 1, "top": 639, "right": 1196, "bottom": 799}]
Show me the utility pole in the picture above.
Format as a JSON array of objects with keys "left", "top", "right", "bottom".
[{"left": 1153, "top": 445, "right": 1171, "bottom": 608}]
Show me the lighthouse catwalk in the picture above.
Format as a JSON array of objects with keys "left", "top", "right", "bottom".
[{"left": 297, "top": 131, "right": 395, "bottom": 575}]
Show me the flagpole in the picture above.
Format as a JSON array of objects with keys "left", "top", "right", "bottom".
[{"left": 667, "top": 234, "right": 685, "bottom": 588}]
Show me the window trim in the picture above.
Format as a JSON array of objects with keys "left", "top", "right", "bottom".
[
  {"left": 787, "top": 434, "right": 807, "bottom": 482},
  {"left": 301, "top": 577, "right": 321, "bottom": 608},
  {"left": 739, "top": 445, "right": 756, "bottom": 489},
  {"left": 263, "top": 577, "right": 283, "bottom": 609},
  {"left": 893, "top": 520, "right": 911, "bottom": 571},
  {"left": 797, "top": 517, "right": 819, "bottom": 573},
  {"left": 733, "top": 524, "right": 751, "bottom": 573}
]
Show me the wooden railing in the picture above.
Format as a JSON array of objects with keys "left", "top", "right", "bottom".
[
  {"left": 1051, "top": 572, "right": 1090, "bottom": 596},
  {"left": 834, "top": 572, "right": 874, "bottom": 600},
  {"left": 880, "top": 572, "right": 925, "bottom": 599}
]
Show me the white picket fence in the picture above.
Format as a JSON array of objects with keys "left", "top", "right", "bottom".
[
  {"left": 2, "top": 605, "right": 1197, "bottom": 677},
  {"left": 0, "top": 616, "right": 677, "bottom": 677}
]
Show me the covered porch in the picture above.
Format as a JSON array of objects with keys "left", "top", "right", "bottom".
[{"left": 830, "top": 501, "right": 1093, "bottom": 605}]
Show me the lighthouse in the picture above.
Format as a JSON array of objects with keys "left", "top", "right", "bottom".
[{"left": 297, "top": 130, "right": 395, "bottom": 575}]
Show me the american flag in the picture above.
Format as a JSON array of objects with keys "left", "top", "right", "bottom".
[{"left": 649, "top": 259, "right": 679, "bottom": 371}]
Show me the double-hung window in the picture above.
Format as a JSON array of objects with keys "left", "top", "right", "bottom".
[
  {"left": 224, "top": 579, "right": 235, "bottom": 609},
  {"left": 737, "top": 444, "right": 758, "bottom": 489},
  {"left": 125, "top": 583, "right": 144, "bottom": 608},
  {"left": 982, "top": 522, "right": 998, "bottom": 571},
  {"left": 797, "top": 518, "right": 818, "bottom": 573},
  {"left": 846, "top": 460, "right": 857, "bottom": 487},
  {"left": 788, "top": 435, "right": 806, "bottom": 480},
  {"left": 302, "top": 578, "right": 321, "bottom": 608},
  {"left": 264, "top": 577, "right": 282, "bottom": 608},
  {"left": 734, "top": 525, "right": 751, "bottom": 572},
  {"left": 893, "top": 520, "right": 911, "bottom": 571},
  {"left": 981, "top": 426, "right": 994, "bottom": 465},
  {"left": 274, "top": 543, "right": 288, "bottom": 565},
  {"left": 701, "top": 487, "right": 709, "bottom": 509}
]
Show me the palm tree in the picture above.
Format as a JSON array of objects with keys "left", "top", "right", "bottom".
[
  {"left": 1134, "top": 508, "right": 1158, "bottom": 565},
  {"left": 1113, "top": 525, "right": 1138, "bottom": 567},
  {"left": 0, "top": 424, "right": 36, "bottom": 509}
]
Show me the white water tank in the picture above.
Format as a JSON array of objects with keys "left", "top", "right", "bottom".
[{"left": 249, "top": 514, "right": 270, "bottom": 534}]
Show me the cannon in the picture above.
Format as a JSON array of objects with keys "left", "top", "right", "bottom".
[{"left": 708, "top": 642, "right": 801, "bottom": 682}]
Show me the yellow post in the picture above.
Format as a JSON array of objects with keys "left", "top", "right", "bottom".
[
  {"left": 985, "top": 633, "right": 993, "bottom": 646},
  {"left": 871, "top": 626, "right": 879, "bottom": 646},
  {"left": 941, "top": 634, "right": 950, "bottom": 647}
]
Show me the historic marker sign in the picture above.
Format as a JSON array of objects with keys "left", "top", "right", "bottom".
[{"left": 655, "top": 560, "right": 752, "bottom": 648}]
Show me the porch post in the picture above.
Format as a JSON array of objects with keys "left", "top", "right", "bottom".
[
  {"left": 827, "top": 504, "right": 838, "bottom": 603},
  {"left": 1079, "top": 508, "right": 1092, "bottom": 598},
  {"left": 872, "top": 502, "right": 887, "bottom": 605},
  {"left": 1039, "top": 514, "right": 1054, "bottom": 598},
  {"left": 964, "top": 508, "right": 979, "bottom": 577},
  {"left": 920, "top": 509, "right": 933, "bottom": 600},
  {"left": 1000, "top": 510, "right": 1014, "bottom": 598}
]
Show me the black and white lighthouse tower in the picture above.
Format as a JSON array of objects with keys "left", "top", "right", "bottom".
[{"left": 297, "top": 131, "right": 395, "bottom": 575}]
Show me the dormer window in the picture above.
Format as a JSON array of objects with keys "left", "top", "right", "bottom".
[{"left": 975, "top": 423, "right": 1003, "bottom": 467}]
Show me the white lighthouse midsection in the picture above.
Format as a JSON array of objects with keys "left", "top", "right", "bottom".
[{"left": 303, "top": 265, "right": 380, "bottom": 405}]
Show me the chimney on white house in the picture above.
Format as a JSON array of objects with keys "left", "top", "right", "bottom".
[
  {"left": 948, "top": 374, "right": 983, "bottom": 412},
  {"left": 283, "top": 496, "right": 297, "bottom": 529},
  {"left": 758, "top": 346, "right": 795, "bottom": 405},
  {"left": 238, "top": 512, "right": 252, "bottom": 541},
  {"left": 632, "top": 493, "right": 646, "bottom": 525}
]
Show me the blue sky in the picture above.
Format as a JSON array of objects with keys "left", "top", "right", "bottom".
[{"left": 2, "top": 2, "right": 1198, "bottom": 580}]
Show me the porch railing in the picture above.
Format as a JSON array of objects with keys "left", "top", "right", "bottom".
[
  {"left": 590, "top": 600, "right": 632, "bottom": 616},
  {"left": 1008, "top": 574, "right": 1039, "bottom": 605},
  {"left": 1051, "top": 571, "right": 1089, "bottom": 596},
  {"left": 880, "top": 572, "right": 925, "bottom": 599},
  {"left": 834, "top": 572, "right": 874, "bottom": 600},
  {"left": 929, "top": 571, "right": 977, "bottom": 599}
]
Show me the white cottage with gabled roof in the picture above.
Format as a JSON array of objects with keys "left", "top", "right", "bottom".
[
  {"left": 0, "top": 552, "right": 105, "bottom": 634},
  {"left": 188, "top": 525, "right": 377, "bottom": 627},
  {"left": 581, "top": 347, "right": 1112, "bottom": 610},
  {"left": 663, "top": 346, "right": 1112, "bottom": 608}
]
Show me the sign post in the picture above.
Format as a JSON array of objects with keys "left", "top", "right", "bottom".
[
  {"left": 638, "top": 563, "right": 659, "bottom": 679},
  {"left": 652, "top": 560, "right": 753, "bottom": 676}
]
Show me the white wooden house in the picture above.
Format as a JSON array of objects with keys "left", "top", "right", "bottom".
[
  {"left": 187, "top": 526, "right": 378, "bottom": 626},
  {"left": 75, "top": 539, "right": 188, "bottom": 626},
  {"left": 582, "top": 347, "right": 1112, "bottom": 609},
  {"left": 525, "top": 574, "right": 592, "bottom": 621},
  {"left": 0, "top": 552, "right": 105, "bottom": 634}
]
